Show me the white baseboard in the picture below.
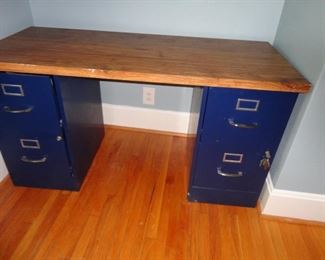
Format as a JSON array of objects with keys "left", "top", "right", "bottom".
[
  {"left": 102, "top": 103, "right": 197, "bottom": 134},
  {"left": 260, "top": 175, "right": 325, "bottom": 222},
  {"left": 0, "top": 151, "right": 8, "bottom": 182}
]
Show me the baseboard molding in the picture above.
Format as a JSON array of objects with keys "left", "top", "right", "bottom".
[
  {"left": 102, "top": 103, "right": 197, "bottom": 134},
  {"left": 105, "top": 125, "right": 195, "bottom": 138},
  {"left": 259, "top": 175, "right": 325, "bottom": 222}
]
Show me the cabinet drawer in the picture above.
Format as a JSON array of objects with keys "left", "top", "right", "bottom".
[
  {"left": 192, "top": 142, "right": 267, "bottom": 193},
  {"left": 200, "top": 88, "right": 297, "bottom": 150},
  {"left": 0, "top": 73, "right": 61, "bottom": 134},
  {"left": 0, "top": 130, "right": 78, "bottom": 190}
]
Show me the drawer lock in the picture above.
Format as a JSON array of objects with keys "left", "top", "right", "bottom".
[{"left": 259, "top": 150, "right": 271, "bottom": 172}]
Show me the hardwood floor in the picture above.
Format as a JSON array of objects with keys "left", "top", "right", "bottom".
[{"left": 0, "top": 128, "right": 324, "bottom": 260}]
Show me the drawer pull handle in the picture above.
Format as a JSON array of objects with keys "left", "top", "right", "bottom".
[
  {"left": 21, "top": 155, "right": 47, "bottom": 163},
  {"left": 228, "top": 118, "right": 258, "bottom": 129},
  {"left": 3, "top": 106, "right": 33, "bottom": 113},
  {"left": 217, "top": 167, "right": 243, "bottom": 177}
]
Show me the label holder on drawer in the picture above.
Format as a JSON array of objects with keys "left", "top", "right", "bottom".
[
  {"left": 236, "top": 98, "right": 260, "bottom": 112},
  {"left": 1, "top": 84, "right": 24, "bottom": 96},
  {"left": 222, "top": 153, "right": 243, "bottom": 163},
  {"left": 20, "top": 139, "right": 41, "bottom": 149}
]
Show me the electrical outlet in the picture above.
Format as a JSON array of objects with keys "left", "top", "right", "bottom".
[{"left": 143, "top": 87, "right": 155, "bottom": 105}]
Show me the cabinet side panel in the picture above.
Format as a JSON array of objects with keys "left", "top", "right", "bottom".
[
  {"left": 188, "top": 87, "right": 204, "bottom": 135},
  {"left": 54, "top": 76, "right": 104, "bottom": 186},
  {"left": 188, "top": 87, "right": 209, "bottom": 189}
]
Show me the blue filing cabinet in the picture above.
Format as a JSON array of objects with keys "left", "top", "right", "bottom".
[
  {"left": 0, "top": 73, "right": 104, "bottom": 190},
  {"left": 188, "top": 87, "right": 297, "bottom": 207}
]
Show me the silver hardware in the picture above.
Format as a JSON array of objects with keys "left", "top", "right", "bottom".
[
  {"left": 259, "top": 150, "right": 272, "bottom": 172},
  {"left": 1, "top": 84, "right": 24, "bottom": 96},
  {"left": 56, "top": 136, "right": 63, "bottom": 141},
  {"left": 3, "top": 106, "right": 33, "bottom": 113},
  {"left": 228, "top": 118, "right": 258, "bottom": 129},
  {"left": 21, "top": 155, "right": 47, "bottom": 163},
  {"left": 222, "top": 153, "right": 243, "bottom": 163},
  {"left": 265, "top": 150, "right": 271, "bottom": 159},
  {"left": 217, "top": 167, "right": 243, "bottom": 177},
  {"left": 236, "top": 98, "right": 260, "bottom": 112},
  {"left": 20, "top": 139, "right": 40, "bottom": 149}
]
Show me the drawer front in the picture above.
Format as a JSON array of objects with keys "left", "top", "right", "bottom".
[
  {"left": 200, "top": 88, "right": 297, "bottom": 152},
  {"left": 0, "top": 73, "right": 62, "bottom": 135},
  {"left": 192, "top": 142, "right": 266, "bottom": 192},
  {"left": 0, "top": 129, "right": 77, "bottom": 190}
]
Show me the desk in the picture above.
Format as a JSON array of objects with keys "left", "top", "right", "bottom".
[
  {"left": 0, "top": 27, "right": 310, "bottom": 207},
  {"left": 0, "top": 27, "right": 309, "bottom": 92}
]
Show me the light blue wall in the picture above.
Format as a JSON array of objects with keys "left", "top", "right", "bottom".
[
  {"left": 270, "top": 0, "right": 325, "bottom": 194},
  {"left": 0, "top": 0, "right": 34, "bottom": 181},
  {"left": 100, "top": 82, "right": 193, "bottom": 112},
  {"left": 274, "top": 0, "right": 324, "bottom": 85},
  {"left": 0, "top": 0, "right": 33, "bottom": 39},
  {"left": 29, "top": 0, "right": 285, "bottom": 111},
  {"left": 29, "top": 0, "right": 284, "bottom": 42}
]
